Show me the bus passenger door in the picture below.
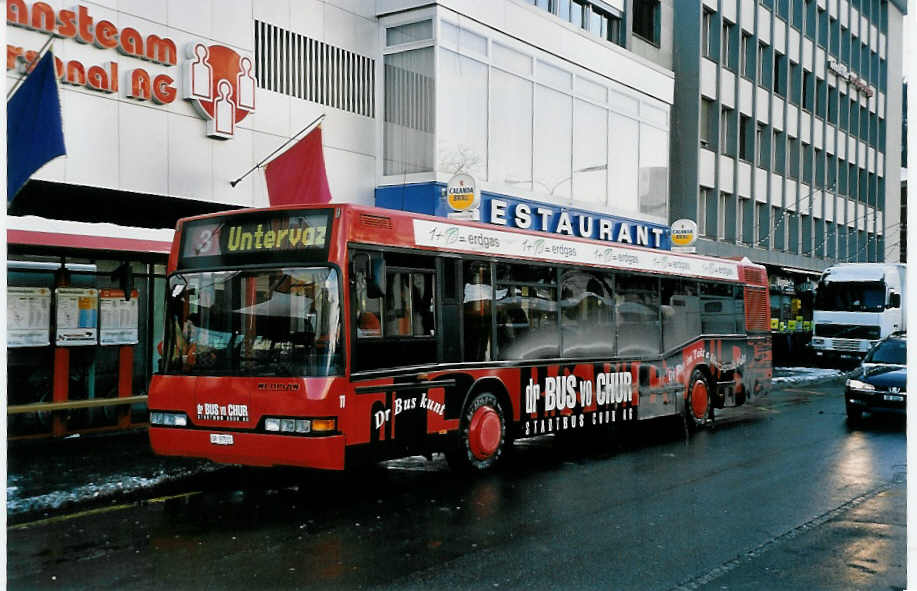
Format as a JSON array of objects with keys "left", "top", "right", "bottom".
[{"left": 439, "top": 258, "right": 461, "bottom": 363}]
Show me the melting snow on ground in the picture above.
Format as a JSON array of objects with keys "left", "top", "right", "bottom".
[
  {"left": 7, "top": 464, "right": 224, "bottom": 516},
  {"left": 772, "top": 366, "right": 846, "bottom": 386}
]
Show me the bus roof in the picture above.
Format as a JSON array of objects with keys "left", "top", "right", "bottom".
[{"left": 174, "top": 203, "right": 767, "bottom": 286}]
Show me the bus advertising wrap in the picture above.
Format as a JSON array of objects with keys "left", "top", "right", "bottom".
[{"left": 413, "top": 219, "right": 739, "bottom": 282}]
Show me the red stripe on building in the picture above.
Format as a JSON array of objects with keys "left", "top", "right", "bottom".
[{"left": 8, "top": 230, "right": 173, "bottom": 254}]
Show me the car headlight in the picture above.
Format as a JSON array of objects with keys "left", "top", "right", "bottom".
[{"left": 846, "top": 379, "right": 875, "bottom": 391}]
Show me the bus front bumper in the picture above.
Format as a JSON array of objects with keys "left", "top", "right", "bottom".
[{"left": 150, "top": 427, "right": 346, "bottom": 470}]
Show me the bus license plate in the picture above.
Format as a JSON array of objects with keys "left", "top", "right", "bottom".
[
  {"left": 210, "top": 433, "right": 234, "bottom": 445},
  {"left": 883, "top": 394, "right": 904, "bottom": 402}
]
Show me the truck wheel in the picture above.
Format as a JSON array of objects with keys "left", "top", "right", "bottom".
[
  {"left": 446, "top": 392, "right": 507, "bottom": 472},
  {"left": 685, "top": 370, "right": 712, "bottom": 431}
]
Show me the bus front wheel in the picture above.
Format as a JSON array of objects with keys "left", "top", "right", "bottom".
[
  {"left": 446, "top": 392, "right": 507, "bottom": 472},
  {"left": 686, "top": 370, "right": 712, "bottom": 430}
]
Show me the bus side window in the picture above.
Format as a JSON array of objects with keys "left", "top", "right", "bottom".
[
  {"left": 700, "top": 282, "right": 735, "bottom": 334},
  {"left": 560, "top": 270, "right": 614, "bottom": 358},
  {"left": 614, "top": 273, "right": 661, "bottom": 356},
  {"left": 385, "top": 272, "right": 412, "bottom": 336},
  {"left": 733, "top": 286, "right": 746, "bottom": 333},
  {"left": 495, "top": 263, "right": 558, "bottom": 360},
  {"left": 661, "top": 279, "right": 700, "bottom": 350}
]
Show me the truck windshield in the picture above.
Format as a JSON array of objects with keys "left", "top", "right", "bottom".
[
  {"left": 814, "top": 281, "right": 886, "bottom": 313},
  {"left": 163, "top": 267, "right": 343, "bottom": 377}
]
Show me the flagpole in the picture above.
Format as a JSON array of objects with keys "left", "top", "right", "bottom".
[
  {"left": 7, "top": 35, "right": 55, "bottom": 100},
  {"left": 230, "top": 113, "right": 326, "bottom": 188}
]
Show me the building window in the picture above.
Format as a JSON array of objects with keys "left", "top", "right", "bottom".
[
  {"left": 790, "top": 62, "right": 801, "bottom": 105},
  {"left": 741, "top": 32, "right": 754, "bottom": 79},
  {"left": 718, "top": 192, "right": 728, "bottom": 240},
  {"left": 756, "top": 123, "right": 768, "bottom": 168},
  {"left": 720, "top": 107, "right": 732, "bottom": 156},
  {"left": 383, "top": 46, "right": 435, "bottom": 175},
  {"left": 815, "top": 79, "right": 826, "bottom": 118},
  {"left": 703, "top": 10, "right": 715, "bottom": 59},
  {"left": 739, "top": 115, "right": 752, "bottom": 161},
  {"left": 737, "top": 197, "right": 747, "bottom": 244},
  {"left": 755, "top": 202, "right": 766, "bottom": 247},
  {"left": 802, "top": 70, "right": 813, "bottom": 111},
  {"left": 721, "top": 21, "right": 733, "bottom": 69},
  {"left": 774, "top": 52, "right": 786, "bottom": 96},
  {"left": 633, "top": 0, "right": 660, "bottom": 45},
  {"left": 791, "top": 0, "right": 803, "bottom": 29},
  {"left": 700, "top": 98, "right": 715, "bottom": 148},
  {"left": 607, "top": 13, "right": 624, "bottom": 46},
  {"left": 772, "top": 130, "right": 785, "bottom": 173},
  {"left": 788, "top": 137, "right": 799, "bottom": 179},
  {"left": 571, "top": 0, "right": 586, "bottom": 28},
  {"left": 698, "top": 188, "right": 709, "bottom": 236},
  {"left": 757, "top": 43, "right": 769, "bottom": 87}
]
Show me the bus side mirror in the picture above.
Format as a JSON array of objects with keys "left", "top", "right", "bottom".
[
  {"left": 889, "top": 292, "right": 901, "bottom": 308},
  {"left": 353, "top": 253, "right": 386, "bottom": 299}
]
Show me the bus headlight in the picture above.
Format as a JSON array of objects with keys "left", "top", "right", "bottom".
[
  {"left": 264, "top": 418, "right": 313, "bottom": 434},
  {"left": 846, "top": 379, "right": 875, "bottom": 391},
  {"left": 150, "top": 411, "right": 189, "bottom": 426}
]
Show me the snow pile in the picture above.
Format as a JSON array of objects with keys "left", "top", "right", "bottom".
[
  {"left": 772, "top": 366, "right": 846, "bottom": 386},
  {"left": 6, "top": 463, "right": 224, "bottom": 516}
]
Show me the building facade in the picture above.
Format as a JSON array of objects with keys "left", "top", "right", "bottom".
[
  {"left": 667, "top": 0, "right": 905, "bottom": 359},
  {"left": 671, "top": 0, "right": 906, "bottom": 267},
  {"left": 6, "top": 0, "right": 674, "bottom": 436}
]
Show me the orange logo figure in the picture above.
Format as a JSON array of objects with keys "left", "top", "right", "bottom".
[{"left": 183, "top": 42, "right": 257, "bottom": 139}]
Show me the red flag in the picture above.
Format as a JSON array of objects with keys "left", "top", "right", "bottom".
[{"left": 264, "top": 125, "right": 332, "bottom": 206}]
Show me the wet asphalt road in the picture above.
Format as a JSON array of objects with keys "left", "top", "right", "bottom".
[{"left": 7, "top": 379, "right": 906, "bottom": 590}]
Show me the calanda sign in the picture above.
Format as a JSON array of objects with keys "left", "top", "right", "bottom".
[{"left": 6, "top": 0, "right": 255, "bottom": 139}]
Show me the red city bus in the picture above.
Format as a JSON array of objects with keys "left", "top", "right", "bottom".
[{"left": 149, "top": 204, "right": 771, "bottom": 471}]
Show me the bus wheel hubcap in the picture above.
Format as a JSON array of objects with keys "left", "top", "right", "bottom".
[
  {"left": 691, "top": 381, "right": 708, "bottom": 420},
  {"left": 468, "top": 406, "right": 501, "bottom": 460}
]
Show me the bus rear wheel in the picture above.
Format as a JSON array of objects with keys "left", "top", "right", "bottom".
[
  {"left": 686, "top": 370, "right": 712, "bottom": 430},
  {"left": 446, "top": 392, "right": 507, "bottom": 472}
]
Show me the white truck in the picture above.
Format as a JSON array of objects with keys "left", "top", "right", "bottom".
[{"left": 811, "top": 263, "right": 906, "bottom": 361}]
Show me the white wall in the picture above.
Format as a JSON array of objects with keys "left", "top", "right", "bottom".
[{"left": 7, "top": 0, "right": 378, "bottom": 208}]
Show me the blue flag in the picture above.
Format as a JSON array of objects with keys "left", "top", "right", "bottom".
[{"left": 7, "top": 50, "right": 66, "bottom": 203}]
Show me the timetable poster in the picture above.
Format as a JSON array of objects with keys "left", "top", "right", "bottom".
[
  {"left": 99, "top": 289, "right": 140, "bottom": 345},
  {"left": 55, "top": 288, "right": 99, "bottom": 346},
  {"left": 8, "top": 287, "right": 52, "bottom": 347}
]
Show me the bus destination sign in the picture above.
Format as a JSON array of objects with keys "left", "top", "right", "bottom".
[{"left": 180, "top": 210, "right": 332, "bottom": 266}]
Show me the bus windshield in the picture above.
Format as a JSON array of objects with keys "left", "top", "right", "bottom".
[
  {"left": 164, "top": 267, "right": 343, "bottom": 377},
  {"left": 814, "top": 281, "right": 886, "bottom": 313}
]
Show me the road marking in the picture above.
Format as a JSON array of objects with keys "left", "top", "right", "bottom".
[
  {"left": 147, "top": 491, "right": 202, "bottom": 504},
  {"left": 8, "top": 503, "right": 135, "bottom": 530},
  {"left": 8, "top": 491, "right": 202, "bottom": 531},
  {"left": 782, "top": 388, "right": 829, "bottom": 395},
  {"left": 667, "top": 481, "right": 895, "bottom": 591}
]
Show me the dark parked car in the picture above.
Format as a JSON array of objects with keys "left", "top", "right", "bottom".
[{"left": 844, "top": 332, "right": 906, "bottom": 424}]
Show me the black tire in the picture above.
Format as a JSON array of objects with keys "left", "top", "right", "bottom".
[
  {"left": 445, "top": 392, "right": 508, "bottom": 473},
  {"left": 685, "top": 370, "right": 713, "bottom": 431}
]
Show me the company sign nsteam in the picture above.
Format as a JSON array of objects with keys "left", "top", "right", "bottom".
[{"left": 7, "top": 1, "right": 256, "bottom": 140}]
